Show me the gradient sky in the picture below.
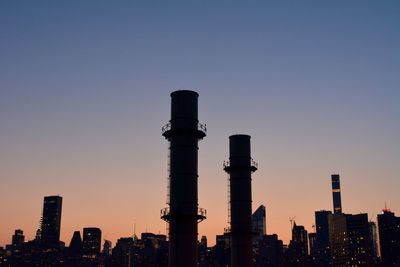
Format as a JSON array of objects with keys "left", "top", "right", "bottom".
[{"left": 1, "top": 1, "right": 399, "bottom": 247}]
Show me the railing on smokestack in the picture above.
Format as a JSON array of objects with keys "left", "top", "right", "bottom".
[
  {"left": 162, "top": 122, "right": 207, "bottom": 138},
  {"left": 223, "top": 158, "right": 258, "bottom": 172},
  {"left": 160, "top": 207, "right": 207, "bottom": 222}
]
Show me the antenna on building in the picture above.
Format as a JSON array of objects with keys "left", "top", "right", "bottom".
[
  {"left": 383, "top": 201, "right": 391, "bottom": 212},
  {"left": 133, "top": 222, "right": 138, "bottom": 241}
]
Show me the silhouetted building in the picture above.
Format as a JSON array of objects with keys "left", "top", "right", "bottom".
[
  {"left": 112, "top": 237, "right": 135, "bottom": 267},
  {"left": 252, "top": 205, "right": 266, "bottom": 245},
  {"left": 331, "top": 174, "right": 342, "bottom": 214},
  {"left": 308, "top": 232, "right": 316, "bottom": 260},
  {"left": 140, "top": 232, "right": 168, "bottom": 266},
  {"left": 329, "top": 213, "right": 372, "bottom": 266},
  {"left": 160, "top": 90, "right": 207, "bottom": 267},
  {"left": 198, "top": 235, "right": 208, "bottom": 266},
  {"left": 102, "top": 239, "right": 112, "bottom": 256},
  {"left": 378, "top": 210, "right": 400, "bottom": 266},
  {"left": 368, "top": 221, "right": 378, "bottom": 265},
  {"left": 41, "top": 195, "right": 62, "bottom": 249},
  {"left": 255, "top": 234, "right": 284, "bottom": 267},
  {"left": 315, "top": 210, "right": 332, "bottom": 266},
  {"left": 287, "top": 222, "right": 308, "bottom": 265},
  {"left": 11, "top": 229, "right": 25, "bottom": 248},
  {"left": 68, "top": 231, "right": 82, "bottom": 258},
  {"left": 82, "top": 227, "right": 101, "bottom": 262},
  {"left": 213, "top": 233, "right": 230, "bottom": 267},
  {"left": 224, "top": 134, "right": 257, "bottom": 267}
]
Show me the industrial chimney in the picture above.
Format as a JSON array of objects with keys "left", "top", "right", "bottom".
[
  {"left": 331, "top": 174, "right": 342, "bottom": 214},
  {"left": 161, "top": 90, "right": 206, "bottom": 267},
  {"left": 224, "top": 134, "right": 257, "bottom": 267}
]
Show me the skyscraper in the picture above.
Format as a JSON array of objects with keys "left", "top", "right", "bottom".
[
  {"left": 11, "top": 229, "right": 25, "bottom": 248},
  {"left": 41, "top": 195, "right": 62, "bottom": 249},
  {"left": 315, "top": 210, "right": 332, "bottom": 266},
  {"left": 329, "top": 213, "right": 372, "bottom": 266},
  {"left": 82, "top": 227, "right": 102, "bottom": 261},
  {"left": 377, "top": 210, "right": 400, "bottom": 266},
  {"left": 368, "top": 221, "right": 378, "bottom": 265},
  {"left": 287, "top": 222, "right": 308, "bottom": 265},
  {"left": 331, "top": 174, "right": 342, "bottom": 214},
  {"left": 252, "top": 205, "right": 266, "bottom": 245},
  {"left": 68, "top": 231, "right": 82, "bottom": 258}
]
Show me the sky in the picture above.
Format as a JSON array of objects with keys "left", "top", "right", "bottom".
[{"left": 1, "top": 1, "right": 399, "bottom": 247}]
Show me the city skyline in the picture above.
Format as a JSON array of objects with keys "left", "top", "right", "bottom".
[{"left": 1, "top": 1, "right": 400, "bottom": 249}]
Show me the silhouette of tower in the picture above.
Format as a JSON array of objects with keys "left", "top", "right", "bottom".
[
  {"left": 331, "top": 174, "right": 342, "bottom": 214},
  {"left": 224, "top": 134, "right": 257, "bottom": 267},
  {"left": 160, "top": 90, "right": 206, "bottom": 267},
  {"left": 41, "top": 195, "right": 62, "bottom": 248}
]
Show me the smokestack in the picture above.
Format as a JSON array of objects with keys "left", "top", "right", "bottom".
[
  {"left": 161, "top": 90, "right": 206, "bottom": 267},
  {"left": 331, "top": 174, "right": 342, "bottom": 214},
  {"left": 224, "top": 134, "right": 257, "bottom": 267}
]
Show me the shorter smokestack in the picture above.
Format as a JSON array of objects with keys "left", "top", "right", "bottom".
[
  {"left": 224, "top": 134, "right": 257, "bottom": 267},
  {"left": 331, "top": 174, "right": 342, "bottom": 214}
]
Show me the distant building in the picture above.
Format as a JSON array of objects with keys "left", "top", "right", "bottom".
[
  {"left": 315, "top": 210, "right": 332, "bottom": 266},
  {"left": 287, "top": 222, "right": 308, "bottom": 265},
  {"left": 368, "top": 221, "right": 378, "bottom": 265},
  {"left": 82, "top": 227, "right": 102, "bottom": 261},
  {"left": 255, "top": 234, "right": 284, "bottom": 267},
  {"left": 252, "top": 205, "right": 266, "bottom": 245},
  {"left": 213, "top": 233, "right": 230, "bottom": 267},
  {"left": 308, "top": 232, "right": 316, "bottom": 260},
  {"left": 11, "top": 229, "right": 25, "bottom": 248},
  {"left": 329, "top": 213, "right": 372, "bottom": 266},
  {"left": 68, "top": 231, "right": 82, "bottom": 258},
  {"left": 199, "top": 236, "right": 208, "bottom": 267},
  {"left": 41, "top": 195, "right": 62, "bottom": 249},
  {"left": 377, "top": 210, "right": 400, "bottom": 266},
  {"left": 102, "top": 239, "right": 112, "bottom": 256},
  {"left": 112, "top": 237, "right": 135, "bottom": 266},
  {"left": 331, "top": 174, "right": 342, "bottom": 214}
]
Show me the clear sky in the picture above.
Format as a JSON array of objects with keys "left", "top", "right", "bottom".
[{"left": 1, "top": 1, "right": 399, "bottom": 247}]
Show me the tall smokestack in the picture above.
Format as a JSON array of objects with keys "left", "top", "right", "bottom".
[
  {"left": 331, "top": 174, "right": 342, "bottom": 214},
  {"left": 224, "top": 134, "right": 257, "bottom": 267},
  {"left": 161, "top": 90, "right": 206, "bottom": 267}
]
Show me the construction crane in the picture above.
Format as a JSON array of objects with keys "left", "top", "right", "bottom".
[{"left": 289, "top": 216, "right": 296, "bottom": 230}]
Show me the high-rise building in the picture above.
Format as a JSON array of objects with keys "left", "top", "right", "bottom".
[
  {"left": 11, "top": 229, "right": 25, "bottom": 248},
  {"left": 82, "top": 227, "right": 102, "bottom": 260},
  {"left": 315, "top": 210, "right": 332, "bottom": 266},
  {"left": 41, "top": 195, "right": 62, "bottom": 248},
  {"left": 377, "top": 210, "right": 400, "bottom": 266},
  {"left": 329, "top": 213, "right": 372, "bottom": 266},
  {"left": 102, "top": 240, "right": 112, "bottom": 256},
  {"left": 308, "top": 232, "right": 317, "bottom": 260},
  {"left": 252, "top": 205, "right": 266, "bottom": 245},
  {"left": 68, "top": 231, "right": 82, "bottom": 258},
  {"left": 331, "top": 174, "right": 342, "bottom": 214},
  {"left": 255, "top": 234, "right": 284, "bottom": 267},
  {"left": 368, "top": 221, "right": 378, "bottom": 265},
  {"left": 287, "top": 222, "right": 308, "bottom": 264}
]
